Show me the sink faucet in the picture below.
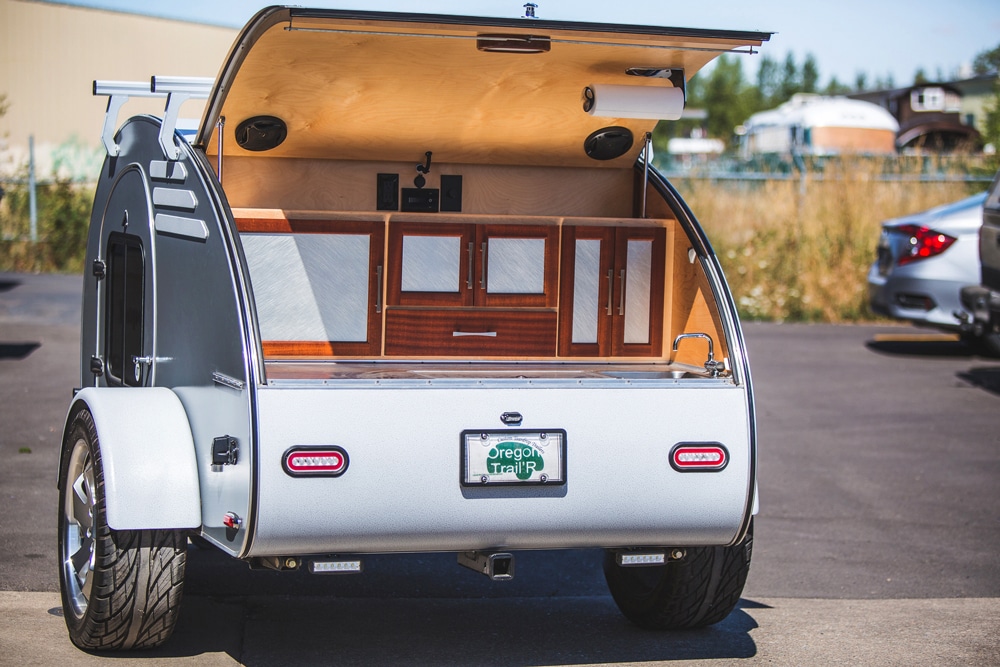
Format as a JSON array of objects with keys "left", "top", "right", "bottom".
[{"left": 672, "top": 333, "right": 725, "bottom": 377}]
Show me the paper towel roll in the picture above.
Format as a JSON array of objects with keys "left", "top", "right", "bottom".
[{"left": 584, "top": 84, "right": 685, "bottom": 120}]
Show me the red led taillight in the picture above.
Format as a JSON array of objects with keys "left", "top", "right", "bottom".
[
  {"left": 669, "top": 443, "right": 729, "bottom": 472},
  {"left": 282, "top": 446, "right": 349, "bottom": 477},
  {"left": 895, "top": 224, "right": 956, "bottom": 266}
]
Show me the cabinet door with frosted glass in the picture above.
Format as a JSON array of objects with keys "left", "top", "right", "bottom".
[
  {"left": 559, "top": 226, "right": 665, "bottom": 357},
  {"left": 239, "top": 219, "right": 385, "bottom": 357},
  {"left": 387, "top": 222, "right": 557, "bottom": 309}
]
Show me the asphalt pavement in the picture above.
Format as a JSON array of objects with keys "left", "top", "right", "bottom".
[{"left": 1, "top": 272, "right": 998, "bottom": 666}]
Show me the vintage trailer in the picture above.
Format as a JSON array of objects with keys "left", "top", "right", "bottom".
[{"left": 58, "top": 6, "right": 770, "bottom": 649}]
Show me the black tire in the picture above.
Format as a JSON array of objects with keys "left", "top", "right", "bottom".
[
  {"left": 58, "top": 408, "right": 187, "bottom": 650},
  {"left": 979, "top": 332, "right": 1000, "bottom": 357},
  {"left": 604, "top": 520, "right": 753, "bottom": 630}
]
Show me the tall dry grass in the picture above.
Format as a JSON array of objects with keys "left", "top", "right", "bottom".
[{"left": 675, "top": 160, "right": 986, "bottom": 322}]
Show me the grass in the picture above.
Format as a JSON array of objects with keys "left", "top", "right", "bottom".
[{"left": 673, "top": 159, "right": 988, "bottom": 322}]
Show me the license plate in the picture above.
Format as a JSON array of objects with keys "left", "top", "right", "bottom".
[{"left": 461, "top": 429, "right": 566, "bottom": 486}]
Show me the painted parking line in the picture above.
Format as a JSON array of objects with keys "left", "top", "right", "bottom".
[{"left": 872, "top": 332, "right": 961, "bottom": 342}]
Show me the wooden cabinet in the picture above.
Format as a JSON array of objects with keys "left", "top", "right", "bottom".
[
  {"left": 237, "top": 218, "right": 385, "bottom": 356},
  {"left": 384, "top": 309, "right": 557, "bottom": 356},
  {"left": 558, "top": 225, "right": 665, "bottom": 357},
  {"left": 236, "top": 210, "right": 670, "bottom": 360},
  {"left": 387, "top": 222, "right": 558, "bottom": 308},
  {"left": 385, "top": 221, "right": 559, "bottom": 356}
]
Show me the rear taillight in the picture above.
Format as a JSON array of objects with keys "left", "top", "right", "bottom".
[{"left": 895, "top": 224, "right": 956, "bottom": 266}]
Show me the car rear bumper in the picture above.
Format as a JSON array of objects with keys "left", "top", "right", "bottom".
[{"left": 867, "top": 265, "right": 967, "bottom": 331}]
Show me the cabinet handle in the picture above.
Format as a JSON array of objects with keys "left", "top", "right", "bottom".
[
  {"left": 480, "top": 242, "right": 488, "bottom": 290},
  {"left": 375, "top": 264, "right": 383, "bottom": 314},
  {"left": 618, "top": 269, "right": 626, "bottom": 315},
  {"left": 466, "top": 242, "right": 474, "bottom": 289},
  {"left": 606, "top": 269, "right": 614, "bottom": 316},
  {"left": 453, "top": 331, "right": 498, "bottom": 337}
]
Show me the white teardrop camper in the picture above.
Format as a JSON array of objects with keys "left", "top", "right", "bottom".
[
  {"left": 741, "top": 93, "right": 899, "bottom": 156},
  {"left": 58, "top": 6, "right": 770, "bottom": 650}
]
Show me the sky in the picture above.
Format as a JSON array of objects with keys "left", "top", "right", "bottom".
[{"left": 47, "top": 0, "right": 1000, "bottom": 87}]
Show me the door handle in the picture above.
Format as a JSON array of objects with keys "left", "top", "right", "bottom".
[{"left": 618, "top": 269, "right": 626, "bottom": 316}]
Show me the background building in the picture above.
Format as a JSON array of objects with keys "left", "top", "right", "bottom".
[
  {"left": 0, "top": 0, "right": 236, "bottom": 179},
  {"left": 850, "top": 77, "right": 993, "bottom": 153}
]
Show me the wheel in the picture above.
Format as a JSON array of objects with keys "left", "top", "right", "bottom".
[
  {"left": 58, "top": 408, "right": 187, "bottom": 650},
  {"left": 979, "top": 332, "right": 1000, "bottom": 357},
  {"left": 604, "top": 520, "right": 753, "bottom": 630},
  {"left": 961, "top": 330, "right": 1000, "bottom": 357}
]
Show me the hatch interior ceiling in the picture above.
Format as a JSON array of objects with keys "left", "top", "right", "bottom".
[{"left": 199, "top": 7, "right": 770, "bottom": 168}]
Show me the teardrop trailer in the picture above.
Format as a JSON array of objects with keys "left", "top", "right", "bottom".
[{"left": 58, "top": 6, "right": 771, "bottom": 649}]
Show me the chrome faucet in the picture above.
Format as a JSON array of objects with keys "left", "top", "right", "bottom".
[{"left": 672, "top": 333, "right": 725, "bottom": 377}]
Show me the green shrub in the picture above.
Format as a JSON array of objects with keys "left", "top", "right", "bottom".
[{"left": 0, "top": 174, "right": 94, "bottom": 273}]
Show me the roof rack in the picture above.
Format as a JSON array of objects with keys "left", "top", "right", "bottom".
[{"left": 94, "top": 76, "right": 213, "bottom": 160}]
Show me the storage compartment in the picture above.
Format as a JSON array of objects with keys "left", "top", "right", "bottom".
[
  {"left": 386, "top": 221, "right": 559, "bottom": 308},
  {"left": 237, "top": 215, "right": 385, "bottom": 357},
  {"left": 384, "top": 309, "right": 557, "bottom": 357},
  {"left": 231, "top": 177, "right": 728, "bottom": 370},
  {"left": 559, "top": 224, "right": 666, "bottom": 357}
]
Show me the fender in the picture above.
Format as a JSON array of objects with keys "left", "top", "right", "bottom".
[{"left": 63, "top": 387, "right": 201, "bottom": 530}]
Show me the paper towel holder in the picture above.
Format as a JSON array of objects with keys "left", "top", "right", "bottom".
[{"left": 625, "top": 67, "right": 686, "bottom": 101}]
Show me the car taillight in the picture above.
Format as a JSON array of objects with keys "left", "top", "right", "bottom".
[{"left": 895, "top": 224, "right": 956, "bottom": 266}]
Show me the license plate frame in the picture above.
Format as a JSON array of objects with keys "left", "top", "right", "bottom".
[{"left": 461, "top": 429, "right": 566, "bottom": 486}]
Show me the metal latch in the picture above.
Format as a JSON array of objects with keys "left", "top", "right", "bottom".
[{"left": 212, "top": 435, "right": 239, "bottom": 466}]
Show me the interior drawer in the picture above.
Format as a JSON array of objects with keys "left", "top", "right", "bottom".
[{"left": 385, "top": 309, "right": 557, "bottom": 356}]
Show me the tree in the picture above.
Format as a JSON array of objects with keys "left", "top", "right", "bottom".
[
  {"left": 973, "top": 44, "right": 1000, "bottom": 75},
  {"left": 823, "top": 76, "right": 851, "bottom": 95},
  {"left": 755, "top": 53, "right": 781, "bottom": 108},
  {"left": 913, "top": 67, "right": 929, "bottom": 85},
  {"left": 700, "top": 55, "right": 756, "bottom": 146},
  {"left": 801, "top": 54, "right": 820, "bottom": 93},
  {"left": 779, "top": 53, "right": 800, "bottom": 100},
  {"left": 973, "top": 43, "right": 1000, "bottom": 153},
  {"left": 853, "top": 71, "right": 868, "bottom": 92}
]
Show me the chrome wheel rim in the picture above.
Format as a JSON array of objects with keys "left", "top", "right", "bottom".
[{"left": 62, "top": 437, "right": 96, "bottom": 618}]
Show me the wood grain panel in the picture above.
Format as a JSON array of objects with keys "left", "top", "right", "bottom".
[
  {"left": 205, "top": 16, "right": 763, "bottom": 168},
  {"left": 221, "top": 157, "right": 636, "bottom": 217},
  {"left": 385, "top": 309, "right": 557, "bottom": 357}
]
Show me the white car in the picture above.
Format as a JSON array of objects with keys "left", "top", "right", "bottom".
[{"left": 868, "top": 192, "right": 988, "bottom": 340}]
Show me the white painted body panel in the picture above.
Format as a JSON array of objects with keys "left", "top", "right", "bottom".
[{"left": 248, "top": 381, "right": 751, "bottom": 556}]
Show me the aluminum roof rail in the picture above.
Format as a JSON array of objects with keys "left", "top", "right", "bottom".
[{"left": 94, "top": 76, "right": 214, "bottom": 160}]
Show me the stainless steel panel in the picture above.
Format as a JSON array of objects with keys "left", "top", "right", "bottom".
[
  {"left": 249, "top": 383, "right": 752, "bottom": 555},
  {"left": 401, "top": 234, "right": 461, "bottom": 292},
  {"left": 242, "top": 233, "right": 370, "bottom": 342},
  {"left": 572, "top": 238, "right": 601, "bottom": 343},
  {"left": 624, "top": 239, "right": 652, "bottom": 344},
  {"left": 486, "top": 237, "right": 545, "bottom": 293}
]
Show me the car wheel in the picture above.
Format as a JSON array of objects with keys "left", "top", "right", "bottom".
[
  {"left": 603, "top": 520, "right": 753, "bottom": 630},
  {"left": 980, "top": 332, "right": 1000, "bottom": 357},
  {"left": 58, "top": 408, "right": 187, "bottom": 650}
]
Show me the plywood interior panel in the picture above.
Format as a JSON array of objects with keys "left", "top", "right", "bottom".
[
  {"left": 203, "top": 11, "right": 767, "bottom": 168},
  {"left": 221, "top": 157, "right": 637, "bottom": 217}
]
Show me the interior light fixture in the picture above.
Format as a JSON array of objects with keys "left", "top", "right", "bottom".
[{"left": 477, "top": 33, "right": 551, "bottom": 53}]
